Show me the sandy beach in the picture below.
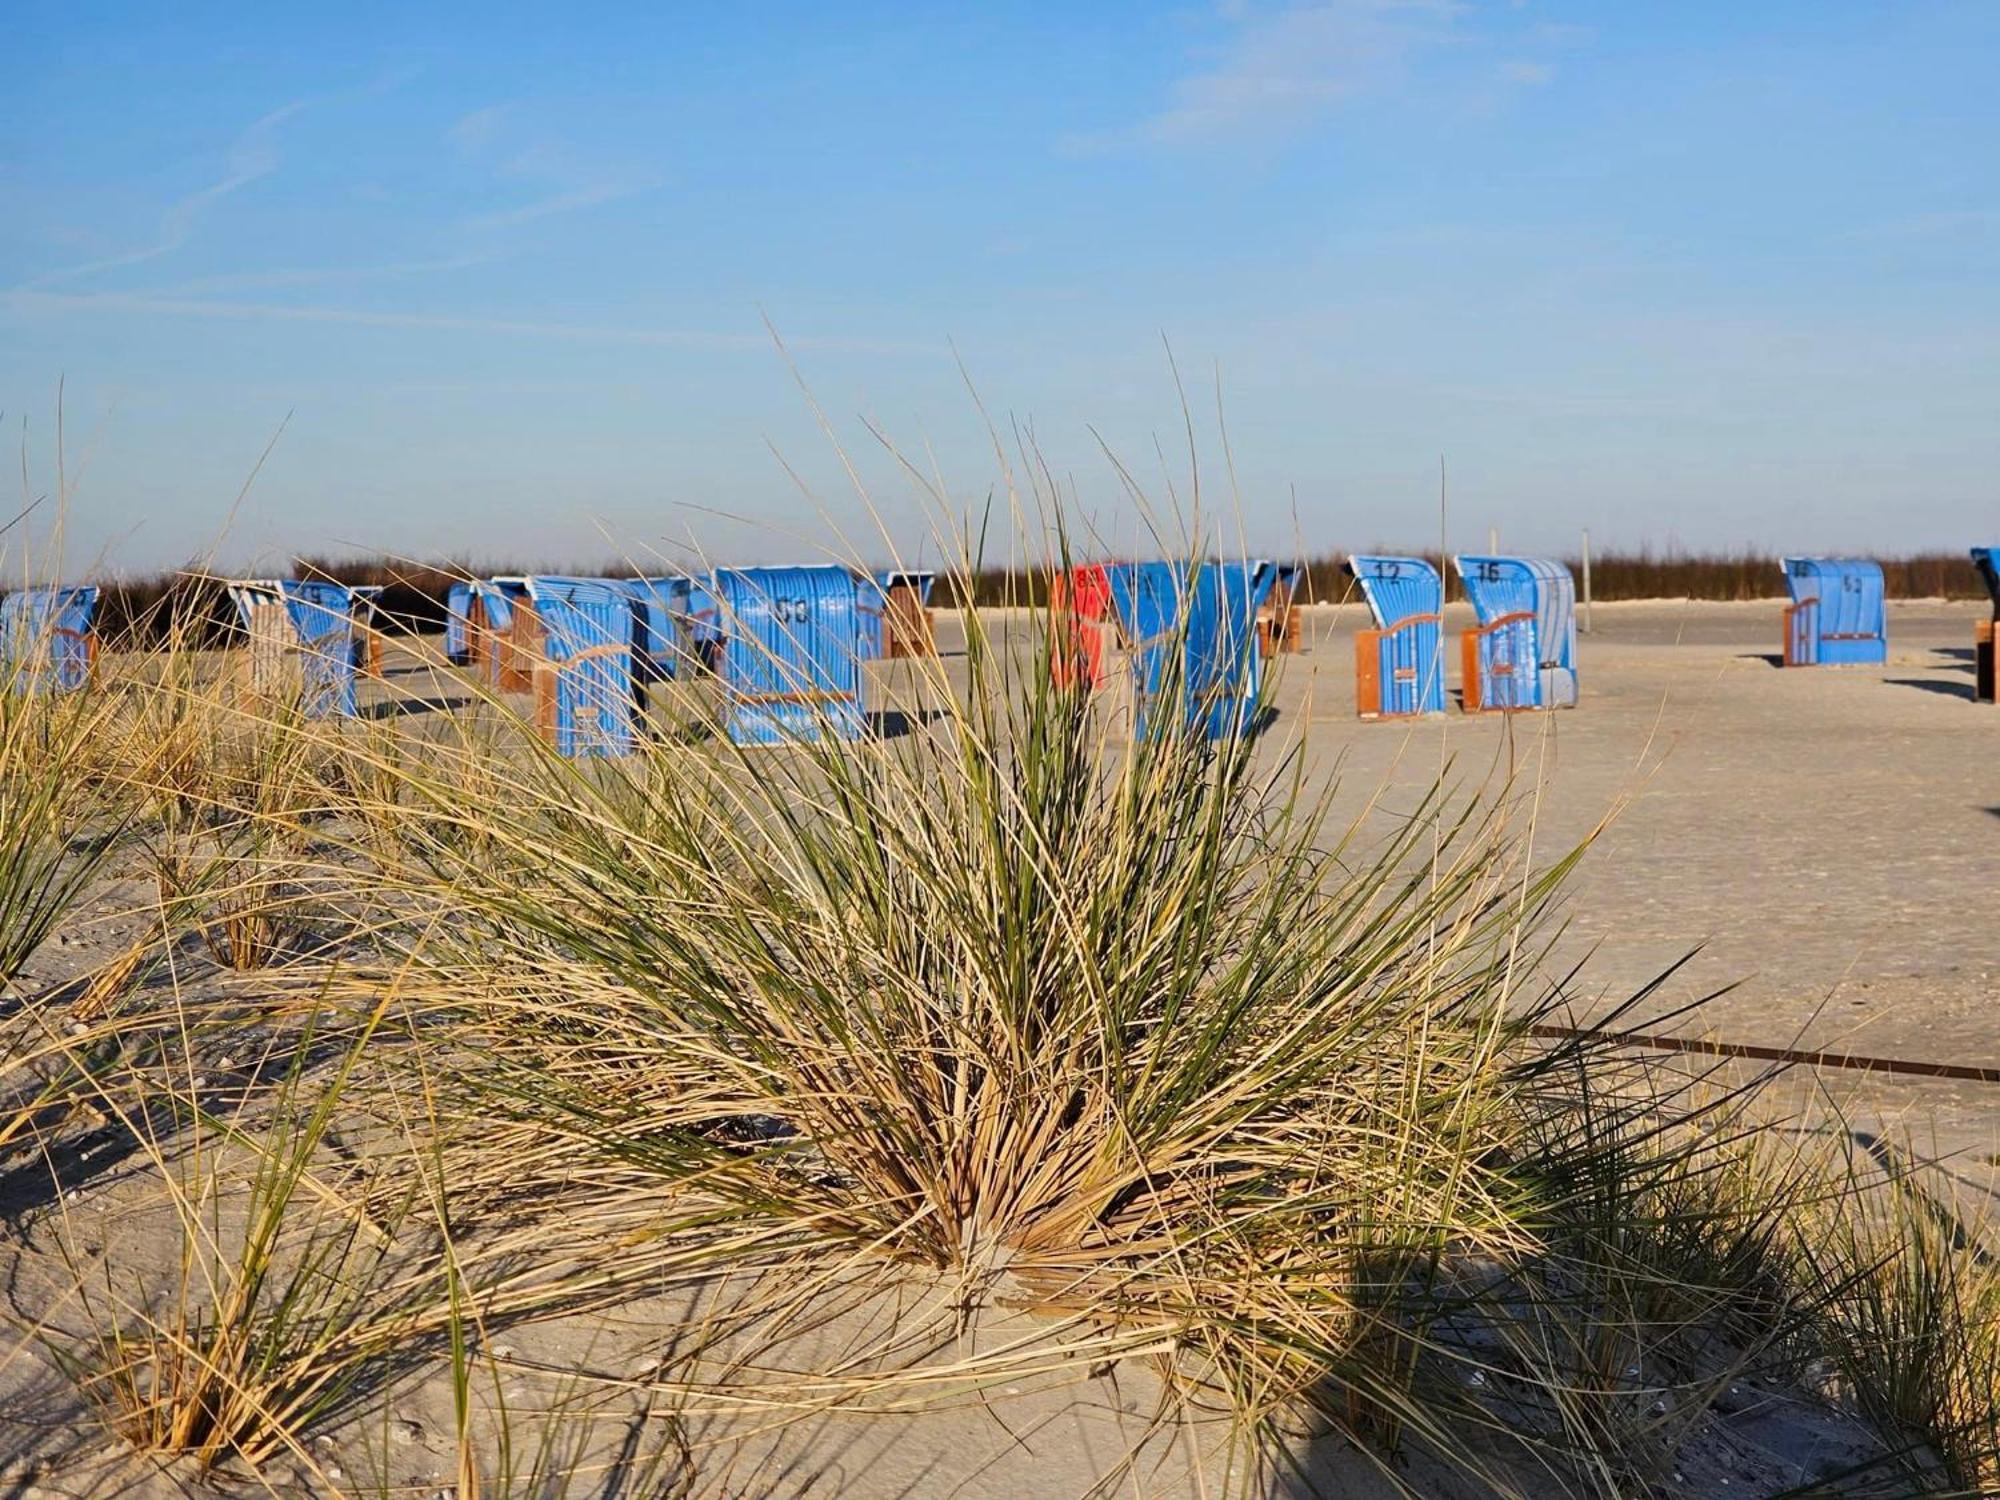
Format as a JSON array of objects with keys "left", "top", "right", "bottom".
[{"left": 5, "top": 596, "right": 1995, "bottom": 1498}]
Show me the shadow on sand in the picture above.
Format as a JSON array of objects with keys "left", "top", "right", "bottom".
[
  {"left": 868, "top": 707, "right": 950, "bottom": 740},
  {"left": 364, "top": 693, "right": 474, "bottom": 720},
  {"left": 1885, "top": 677, "right": 1975, "bottom": 702}
]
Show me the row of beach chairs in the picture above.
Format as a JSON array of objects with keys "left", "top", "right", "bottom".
[
  {"left": 438, "top": 570, "right": 938, "bottom": 754},
  {"left": 1049, "top": 553, "right": 1579, "bottom": 722},
  {"left": 4, "top": 552, "right": 1996, "bottom": 751}
]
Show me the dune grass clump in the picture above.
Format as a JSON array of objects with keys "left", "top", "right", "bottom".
[
  {"left": 1801, "top": 1163, "right": 2000, "bottom": 1494},
  {"left": 0, "top": 661, "right": 130, "bottom": 992},
  {"left": 324, "top": 543, "right": 1858, "bottom": 1490},
  {"left": 47, "top": 1002, "right": 452, "bottom": 1479},
  {"left": 0, "top": 638, "right": 150, "bottom": 1154},
  {"left": 132, "top": 691, "right": 341, "bottom": 973}
]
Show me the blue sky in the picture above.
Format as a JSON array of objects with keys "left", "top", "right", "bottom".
[{"left": 3, "top": 2, "right": 1995, "bottom": 573}]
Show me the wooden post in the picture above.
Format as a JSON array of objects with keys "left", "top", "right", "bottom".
[{"left": 1581, "top": 528, "right": 1593, "bottom": 634}]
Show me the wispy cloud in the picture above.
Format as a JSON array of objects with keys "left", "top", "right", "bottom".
[
  {"left": 157, "top": 253, "right": 498, "bottom": 296},
  {"left": 22, "top": 101, "right": 308, "bottom": 288},
  {"left": 449, "top": 108, "right": 656, "bottom": 231},
  {"left": 0, "top": 288, "right": 934, "bottom": 357},
  {"left": 464, "top": 178, "right": 643, "bottom": 231},
  {"left": 1071, "top": 0, "right": 1466, "bottom": 152}
]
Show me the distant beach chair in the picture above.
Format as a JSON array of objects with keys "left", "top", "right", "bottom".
[
  {"left": 1256, "top": 563, "right": 1306, "bottom": 656},
  {"left": 226, "top": 580, "right": 368, "bottom": 719},
  {"left": 1050, "top": 563, "right": 1117, "bottom": 690},
  {"left": 472, "top": 577, "right": 540, "bottom": 690},
  {"left": 444, "top": 580, "right": 478, "bottom": 666},
  {"left": 523, "top": 576, "right": 647, "bottom": 757},
  {"left": 709, "top": 565, "right": 868, "bottom": 746},
  {"left": 873, "top": 570, "right": 938, "bottom": 659},
  {"left": 1452, "top": 556, "right": 1579, "bottom": 711},
  {"left": 1347, "top": 556, "right": 1444, "bottom": 719},
  {"left": 1972, "top": 548, "right": 1998, "bottom": 702},
  {"left": 1103, "top": 560, "right": 1277, "bottom": 742},
  {"left": 349, "top": 586, "right": 386, "bottom": 678},
  {"left": 1779, "top": 558, "right": 1886, "bottom": 668},
  {"left": 1, "top": 585, "right": 99, "bottom": 694}
]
